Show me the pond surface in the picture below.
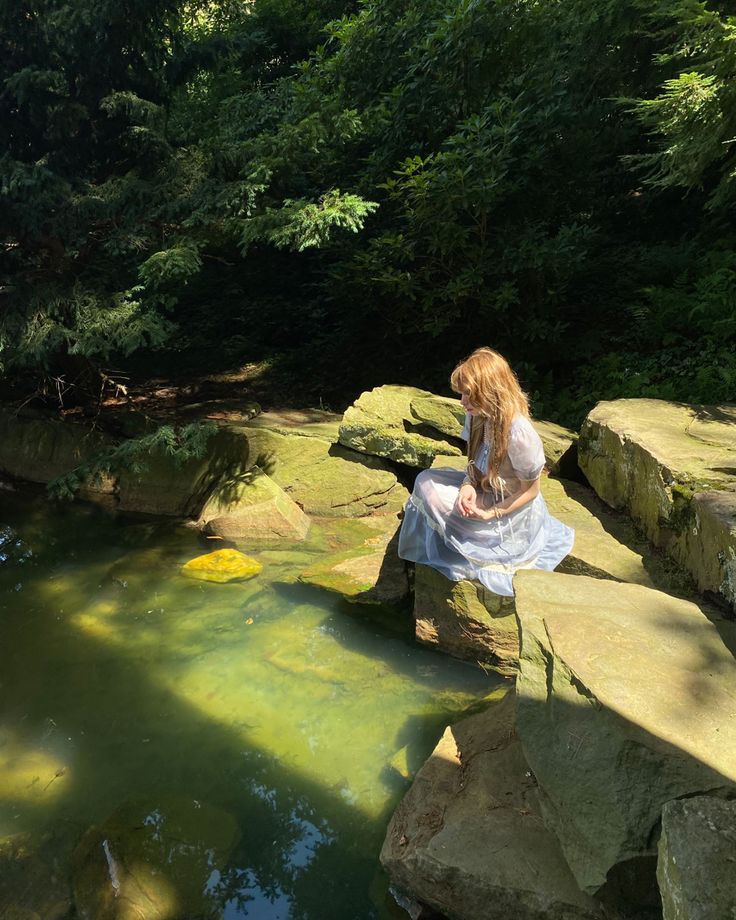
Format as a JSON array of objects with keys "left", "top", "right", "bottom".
[{"left": 0, "top": 487, "right": 498, "bottom": 919}]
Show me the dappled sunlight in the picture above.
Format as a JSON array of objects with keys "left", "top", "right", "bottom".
[
  {"left": 0, "top": 489, "right": 494, "bottom": 916},
  {"left": 0, "top": 728, "right": 71, "bottom": 814}
]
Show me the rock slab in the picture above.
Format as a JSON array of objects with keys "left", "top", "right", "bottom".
[
  {"left": 657, "top": 796, "right": 736, "bottom": 920},
  {"left": 514, "top": 569, "right": 736, "bottom": 901},
  {"left": 578, "top": 399, "right": 736, "bottom": 611},
  {"left": 339, "top": 386, "right": 462, "bottom": 467},
  {"left": 380, "top": 690, "right": 608, "bottom": 920}
]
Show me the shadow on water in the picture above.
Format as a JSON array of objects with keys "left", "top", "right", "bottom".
[{"left": 0, "top": 490, "right": 493, "bottom": 919}]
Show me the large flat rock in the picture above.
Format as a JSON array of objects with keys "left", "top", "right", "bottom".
[
  {"left": 380, "top": 691, "right": 609, "bottom": 920},
  {"left": 657, "top": 796, "right": 736, "bottom": 920},
  {"left": 578, "top": 399, "right": 736, "bottom": 611},
  {"left": 514, "top": 570, "right": 736, "bottom": 903}
]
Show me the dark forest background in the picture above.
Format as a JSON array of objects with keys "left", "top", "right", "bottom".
[{"left": 2, "top": 0, "right": 736, "bottom": 426}]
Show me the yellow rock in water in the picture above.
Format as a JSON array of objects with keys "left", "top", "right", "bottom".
[{"left": 181, "top": 548, "right": 262, "bottom": 583}]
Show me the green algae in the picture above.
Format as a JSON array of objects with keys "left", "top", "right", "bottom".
[{"left": 0, "top": 488, "right": 496, "bottom": 919}]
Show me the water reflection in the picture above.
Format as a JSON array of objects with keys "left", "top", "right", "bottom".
[{"left": 0, "top": 489, "right": 497, "bottom": 918}]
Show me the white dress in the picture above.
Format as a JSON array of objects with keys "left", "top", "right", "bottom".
[{"left": 398, "top": 414, "right": 574, "bottom": 596}]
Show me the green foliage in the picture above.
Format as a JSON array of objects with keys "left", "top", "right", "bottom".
[
  {"left": 47, "top": 421, "right": 217, "bottom": 499},
  {"left": 1, "top": 0, "right": 735, "bottom": 424}
]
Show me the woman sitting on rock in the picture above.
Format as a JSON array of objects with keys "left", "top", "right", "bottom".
[{"left": 398, "top": 347, "right": 574, "bottom": 596}]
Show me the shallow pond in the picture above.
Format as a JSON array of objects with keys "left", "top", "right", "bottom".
[{"left": 0, "top": 487, "right": 498, "bottom": 919}]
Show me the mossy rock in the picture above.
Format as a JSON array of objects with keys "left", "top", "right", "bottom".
[
  {"left": 578, "top": 399, "right": 736, "bottom": 611},
  {"left": 0, "top": 408, "right": 114, "bottom": 493},
  {"left": 198, "top": 466, "right": 311, "bottom": 542},
  {"left": 181, "top": 548, "right": 262, "bottom": 583},
  {"left": 240, "top": 424, "right": 408, "bottom": 517},
  {"left": 409, "top": 394, "right": 466, "bottom": 438},
  {"left": 117, "top": 426, "right": 252, "bottom": 517},
  {"left": 298, "top": 513, "right": 409, "bottom": 605},
  {"left": 339, "top": 385, "right": 462, "bottom": 468},
  {"left": 413, "top": 564, "right": 518, "bottom": 675}
]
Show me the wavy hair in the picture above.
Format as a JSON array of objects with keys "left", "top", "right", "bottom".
[{"left": 450, "top": 347, "right": 530, "bottom": 492}]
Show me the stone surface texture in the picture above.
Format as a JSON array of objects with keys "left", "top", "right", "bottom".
[
  {"left": 0, "top": 409, "right": 114, "bottom": 494},
  {"left": 657, "top": 796, "right": 736, "bottom": 920},
  {"left": 514, "top": 569, "right": 736, "bottom": 898},
  {"left": 198, "top": 466, "right": 311, "bottom": 542},
  {"left": 578, "top": 399, "right": 736, "bottom": 610},
  {"left": 299, "top": 513, "right": 409, "bottom": 605},
  {"left": 380, "top": 691, "right": 609, "bottom": 920},
  {"left": 339, "top": 386, "right": 462, "bottom": 467},
  {"left": 413, "top": 563, "right": 518, "bottom": 675},
  {"left": 241, "top": 424, "right": 408, "bottom": 517}
]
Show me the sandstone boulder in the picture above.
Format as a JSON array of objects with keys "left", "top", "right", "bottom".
[
  {"left": 339, "top": 386, "right": 462, "bottom": 467},
  {"left": 578, "top": 399, "right": 736, "bottom": 611},
  {"left": 0, "top": 409, "right": 114, "bottom": 495},
  {"left": 657, "top": 796, "right": 736, "bottom": 920},
  {"left": 198, "top": 466, "right": 311, "bottom": 542},
  {"left": 514, "top": 570, "right": 736, "bottom": 903},
  {"left": 413, "top": 470, "right": 663, "bottom": 673},
  {"left": 241, "top": 424, "right": 408, "bottom": 517},
  {"left": 116, "top": 426, "right": 252, "bottom": 517},
  {"left": 380, "top": 690, "right": 608, "bottom": 920},
  {"left": 413, "top": 564, "right": 518, "bottom": 675}
]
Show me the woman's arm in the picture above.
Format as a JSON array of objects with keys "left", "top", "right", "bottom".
[{"left": 467, "top": 478, "right": 540, "bottom": 522}]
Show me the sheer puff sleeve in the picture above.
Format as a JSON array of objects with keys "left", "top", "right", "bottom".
[{"left": 507, "top": 417, "right": 545, "bottom": 481}]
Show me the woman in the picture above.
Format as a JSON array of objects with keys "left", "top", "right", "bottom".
[{"left": 398, "top": 347, "right": 574, "bottom": 596}]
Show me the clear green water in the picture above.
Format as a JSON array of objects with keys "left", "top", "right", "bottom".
[{"left": 0, "top": 488, "right": 498, "bottom": 919}]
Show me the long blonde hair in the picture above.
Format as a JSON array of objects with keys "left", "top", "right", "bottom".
[{"left": 450, "top": 347, "right": 530, "bottom": 492}]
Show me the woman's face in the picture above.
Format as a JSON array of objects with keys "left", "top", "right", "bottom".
[{"left": 459, "top": 388, "right": 477, "bottom": 414}]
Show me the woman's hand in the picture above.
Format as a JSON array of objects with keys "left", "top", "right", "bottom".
[
  {"left": 465, "top": 505, "right": 504, "bottom": 522},
  {"left": 457, "top": 482, "right": 477, "bottom": 517}
]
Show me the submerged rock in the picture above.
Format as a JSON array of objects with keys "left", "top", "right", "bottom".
[
  {"left": 514, "top": 569, "right": 736, "bottom": 903},
  {"left": 657, "top": 796, "right": 736, "bottom": 920},
  {"left": 198, "top": 466, "right": 311, "bottom": 542},
  {"left": 298, "top": 513, "right": 409, "bottom": 605},
  {"left": 339, "top": 386, "right": 462, "bottom": 467},
  {"left": 72, "top": 796, "right": 240, "bottom": 920},
  {"left": 181, "top": 548, "right": 262, "bottom": 583},
  {"left": 380, "top": 690, "right": 608, "bottom": 920},
  {"left": 578, "top": 399, "right": 736, "bottom": 611}
]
